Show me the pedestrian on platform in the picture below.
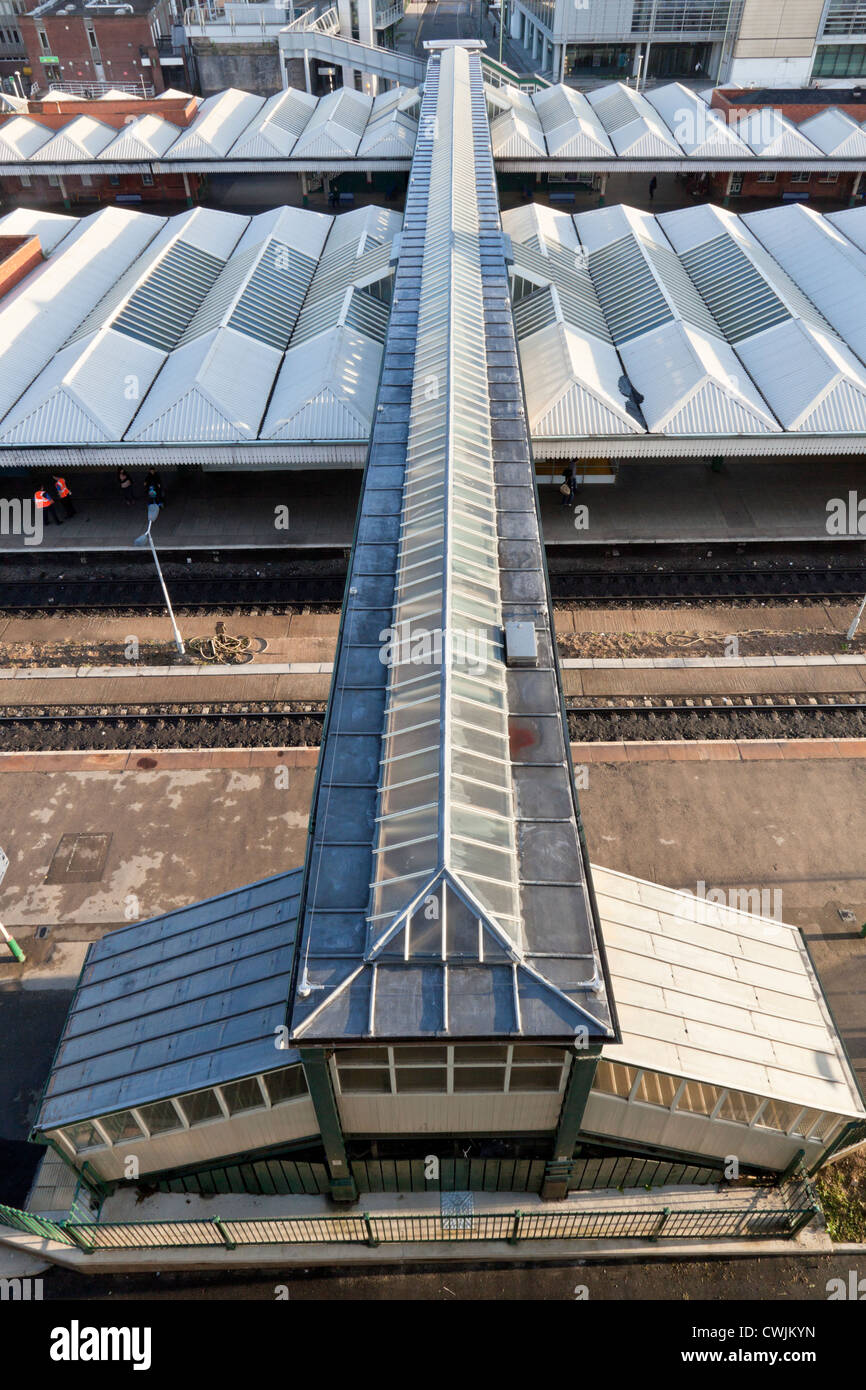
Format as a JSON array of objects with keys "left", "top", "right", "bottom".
[
  {"left": 117, "top": 468, "right": 134, "bottom": 506},
  {"left": 559, "top": 464, "right": 575, "bottom": 507},
  {"left": 145, "top": 468, "right": 165, "bottom": 509},
  {"left": 649, "top": 176, "right": 658, "bottom": 201},
  {"left": 52, "top": 474, "right": 76, "bottom": 518},
  {"left": 35, "top": 482, "right": 62, "bottom": 525}
]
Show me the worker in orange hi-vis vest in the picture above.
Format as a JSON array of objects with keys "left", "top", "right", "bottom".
[
  {"left": 34, "top": 485, "right": 62, "bottom": 525},
  {"left": 52, "top": 475, "right": 76, "bottom": 518}
]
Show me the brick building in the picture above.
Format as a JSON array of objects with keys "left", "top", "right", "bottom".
[
  {"left": 17, "top": 0, "right": 189, "bottom": 98},
  {"left": 708, "top": 86, "right": 866, "bottom": 204},
  {"left": 0, "top": 87, "right": 204, "bottom": 207}
]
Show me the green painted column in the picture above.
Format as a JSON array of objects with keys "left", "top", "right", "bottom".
[
  {"left": 299, "top": 1047, "right": 358, "bottom": 1203},
  {"left": 542, "top": 1050, "right": 600, "bottom": 1200}
]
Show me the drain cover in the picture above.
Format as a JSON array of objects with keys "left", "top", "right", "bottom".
[{"left": 45, "top": 833, "right": 112, "bottom": 885}]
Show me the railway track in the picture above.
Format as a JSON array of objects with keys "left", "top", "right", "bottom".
[
  {"left": 1, "top": 566, "right": 865, "bottom": 612},
  {"left": 1, "top": 696, "right": 865, "bottom": 749}
]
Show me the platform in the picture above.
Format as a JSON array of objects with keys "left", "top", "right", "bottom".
[{"left": 2, "top": 458, "right": 865, "bottom": 553}]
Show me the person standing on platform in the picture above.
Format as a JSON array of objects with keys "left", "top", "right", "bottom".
[
  {"left": 35, "top": 483, "right": 62, "bottom": 525},
  {"left": 52, "top": 475, "right": 76, "bottom": 518},
  {"left": 118, "top": 468, "right": 134, "bottom": 506},
  {"left": 649, "top": 176, "right": 658, "bottom": 201}
]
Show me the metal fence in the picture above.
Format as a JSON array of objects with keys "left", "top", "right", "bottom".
[
  {"left": 156, "top": 1153, "right": 728, "bottom": 1199},
  {"left": 1, "top": 1193, "right": 817, "bottom": 1252}
]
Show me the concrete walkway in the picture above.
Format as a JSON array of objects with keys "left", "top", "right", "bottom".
[{"left": 2, "top": 457, "right": 864, "bottom": 552}]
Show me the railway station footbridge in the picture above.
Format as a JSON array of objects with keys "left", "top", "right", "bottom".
[{"left": 18, "top": 46, "right": 866, "bottom": 1222}]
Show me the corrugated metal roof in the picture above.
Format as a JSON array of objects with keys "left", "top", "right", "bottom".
[
  {"left": 0, "top": 115, "right": 53, "bottom": 161},
  {"left": 261, "top": 323, "right": 382, "bottom": 441},
  {"left": 645, "top": 83, "right": 753, "bottom": 159},
  {"left": 98, "top": 113, "right": 181, "bottom": 162},
  {"left": 743, "top": 202, "right": 866, "bottom": 366},
  {"left": 827, "top": 204, "right": 866, "bottom": 254},
  {"left": 291, "top": 85, "right": 372, "bottom": 159},
  {"left": 0, "top": 206, "right": 166, "bottom": 424},
  {"left": 29, "top": 114, "right": 116, "bottom": 162},
  {"left": 226, "top": 87, "right": 318, "bottom": 160},
  {"left": 531, "top": 84, "right": 614, "bottom": 158},
  {"left": 163, "top": 88, "right": 264, "bottom": 160},
  {"left": 357, "top": 107, "right": 418, "bottom": 159},
  {"left": 587, "top": 81, "right": 681, "bottom": 158},
  {"left": 0, "top": 205, "right": 79, "bottom": 255},
  {"left": 734, "top": 108, "right": 823, "bottom": 160},
  {"left": 798, "top": 107, "right": 866, "bottom": 158},
  {"left": 596, "top": 866, "right": 864, "bottom": 1117},
  {"left": 33, "top": 871, "right": 304, "bottom": 1132}
]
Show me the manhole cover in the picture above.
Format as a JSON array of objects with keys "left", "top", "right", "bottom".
[
  {"left": 45, "top": 833, "right": 112, "bottom": 885},
  {"left": 441, "top": 1191, "right": 474, "bottom": 1229}
]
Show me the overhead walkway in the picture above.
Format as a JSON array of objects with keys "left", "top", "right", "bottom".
[{"left": 280, "top": 7, "right": 425, "bottom": 87}]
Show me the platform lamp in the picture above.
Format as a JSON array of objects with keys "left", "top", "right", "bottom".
[
  {"left": 134, "top": 501, "right": 185, "bottom": 658},
  {"left": 0, "top": 848, "right": 25, "bottom": 963}
]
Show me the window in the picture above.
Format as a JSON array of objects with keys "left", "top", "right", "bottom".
[
  {"left": 802, "top": 1112, "right": 842, "bottom": 1144},
  {"left": 335, "top": 1045, "right": 566, "bottom": 1096},
  {"left": 756, "top": 173, "right": 777, "bottom": 184},
  {"left": 98, "top": 1110, "right": 145, "bottom": 1144},
  {"left": 19, "top": 174, "right": 30, "bottom": 188},
  {"left": 819, "top": 173, "right": 839, "bottom": 185},
  {"left": 790, "top": 172, "right": 810, "bottom": 185},
  {"left": 634, "top": 1070, "right": 679, "bottom": 1108},
  {"left": 812, "top": 43, "right": 866, "bottom": 79},
  {"left": 64, "top": 1120, "right": 105, "bottom": 1153},
  {"left": 219, "top": 1077, "right": 266, "bottom": 1116},
  {"left": 592, "top": 1060, "right": 637, "bottom": 1099},
  {"left": 36, "top": 25, "right": 49, "bottom": 51},
  {"left": 109, "top": 175, "right": 120, "bottom": 187},
  {"left": 262, "top": 1066, "right": 307, "bottom": 1106},
  {"left": 47, "top": 175, "right": 59, "bottom": 188},
  {"left": 717, "top": 1089, "right": 761, "bottom": 1125},
  {"left": 142, "top": 172, "right": 154, "bottom": 187},
  {"left": 177, "top": 1088, "right": 223, "bottom": 1126},
  {"left": 135, "top": 1099, "right": 183, "bottom": 1136},
  {"left": 80, "top": 174, "right": 92, "bottom": 188},
  {"left": 676, "top": 1080, "right": 723, "bottom": 1117},
  {"left": 754, "top": 1097, "right": 803, "bottom": 1133}
]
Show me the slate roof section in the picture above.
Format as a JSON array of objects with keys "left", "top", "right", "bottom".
[{"left": 34, "top": 871, "right": 303, "bottom": 1132}]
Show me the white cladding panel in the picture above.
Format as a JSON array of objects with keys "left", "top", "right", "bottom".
[
  {"left": 57, "top": 1096, "right": 320, "bottom": 1182},
  {"left": 338, "top": 1092, "right": 563, "bottom": 1134}
]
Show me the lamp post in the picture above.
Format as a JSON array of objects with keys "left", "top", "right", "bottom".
[
  {"left": 0, "top": 848, "right": 25, "bottom": 963},
  {"left": 134, "top": 502, "right": 185, "bottom": 658},
  {"left": 498, "top": 0, "right": 507, "bottom": 66}
]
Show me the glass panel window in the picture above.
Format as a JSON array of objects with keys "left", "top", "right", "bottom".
[
  {"left": 98, "top": 1110, "right": 145, "bottom": 1144},
  {"left": 177, "top": 1088, "right": 223, "bottom": 1126},
  {"left": 338, "top": 1047, "right": 389, "bottom": 1065},
  {"left": 64, "top": 1120, "right": 105, "bottom": 1153},
  {"left": 508, "top": 1066, "right": 564, "bottom": 1092},
  {"left": 512, "top": 1045, "right": 566, "bottom": 1063},
  {"left": 756, "top": 172, "right": 777, "bottom": 184},
  {"left": 790, "top": 172, "right": 810, "bottom": 184},
  {"left": 395, "top": 1067, "right": 447, "bottom": 1092},
  {"left": 593, "top": 1060, "right": 637, "bottom": 1099},
  {"left": 754, "top": 1097, "right": 802, "bottom": 1133},
  {"left": 676, "top": 1080, "right": 723, "bottom": 1116},
  {"left": 338, "top": 1068, "right": 392, "bottom": 1094},
  {"left": 455, "top": 1045, "right": 508, "bottom": 1064},
  {"left": 635, "top": 1070, "right": 679, "bottom": 1108},
  {"left": 219, "top": 1077, "right": 266, "bottom": 1116},
  {"left": 136, "top": 1100, "right": 183, "bottom": 1136},
  {"left": 262, "top": 1066, "right": 308, "bottom": 1106},
  {"left": 717, "top": 1089, "right": 762, "bottom": 1125},
  {"left": 790, "top": 1107, "right": 822, "bottom": 1138},
  {"left": 807, "top": 1113, "right": 842, "bottom": 1144},
  {"left": 392, "top": 1046, "right": 448, "bottom": 1063},
  {"left": 453, "top": 1066, "right": 506, "bottom": 1092}
]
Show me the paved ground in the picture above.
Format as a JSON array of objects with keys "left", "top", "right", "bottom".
[
  {"left": 0, "top": 741, "right": 864, "bottom": 1212},
  {"left": 26, "top": 1251, "right": 860, "bottom": 1300},
  {"left": 3, "top": 457, "right": 865, "bottom": 552}
]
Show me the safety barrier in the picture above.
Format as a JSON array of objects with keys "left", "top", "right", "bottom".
[{"left": 1, "top": 1188, "right": 818, "bottom": 1252}]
